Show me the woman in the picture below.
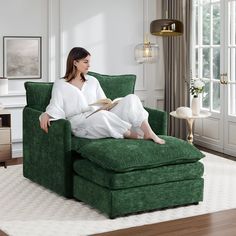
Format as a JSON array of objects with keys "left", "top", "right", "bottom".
[{"left": 40, "top": 47, "right": 165, "bottom": 144}]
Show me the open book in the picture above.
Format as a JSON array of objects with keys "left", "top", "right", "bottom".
[{"left": 86, "top": 98, "right": 122, "bottom": 118}]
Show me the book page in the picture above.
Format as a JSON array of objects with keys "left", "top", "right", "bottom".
[
  {"left": 86, "top": 97, "right": 122, "bottom": 118},
  {"left": 89, "top": 98, "right": 112, "bottom": 106}
]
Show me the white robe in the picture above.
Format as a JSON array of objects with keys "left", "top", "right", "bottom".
[{"left": 44, "top": 75, "right": 148, "bottom": 139}]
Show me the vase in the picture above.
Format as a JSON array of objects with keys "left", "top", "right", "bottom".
[{"left": 191, "top": 96, "right": 200, "bottom": 116}]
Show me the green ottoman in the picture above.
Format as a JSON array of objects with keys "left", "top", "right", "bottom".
[{"left": 72, "top": 136, "right": 204, "bottom": 218}]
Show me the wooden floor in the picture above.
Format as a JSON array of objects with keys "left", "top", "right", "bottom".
[{"left": 94, "top": 209, "right": 236, "bottom": 236}]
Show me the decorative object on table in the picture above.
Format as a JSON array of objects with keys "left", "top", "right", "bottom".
[
  {"left": 176, "top": 106, "right": 192, "bottom": 118},
  {"left": 150, "top": 0, "right": 183, "bottom": 36},
  {"left": 170, "top": 110, "right": 211, "bottom": 144},
  {"left": 3, "top": 36, "right": 42, "bottom": 79},
  {"left": 190, "top": 79, "right": 205, "bottom": 116},
  {"left": 0, "top": 77, "right": 8, "bottom": 95},
  {"left": 191, "top": 96, "right": 200, "bottom": 116}
]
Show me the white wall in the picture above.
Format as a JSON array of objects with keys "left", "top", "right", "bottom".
[
  {"left": 60, "top": 0, "right": 142, "bottom": 75},
  {"left": 0, "top": 0, "right": 48, "bottom": 157},
  {"left": 0, "top": 0, "right": 164, "bottom": 157},
  {"left": 59, "top": 0, "right": 164, "bottom": 108}
]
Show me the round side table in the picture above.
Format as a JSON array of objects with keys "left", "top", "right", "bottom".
[{"left": 170, "top": 110, "right": 211, "bottom": 144}]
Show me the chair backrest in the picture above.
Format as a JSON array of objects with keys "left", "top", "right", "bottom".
[
  {"left": 25, "top": 72, "right": 136, "bottom": 111},
  {"left": 87, "top": 72, "right": 136, "bottom": 100}
]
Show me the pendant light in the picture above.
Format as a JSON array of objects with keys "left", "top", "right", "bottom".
[
  {"left": 150, "top": 19, "right": 183, "bottom": 36},
  {"left": 134, "top": 0, "right": 159, "bottom": 64},
  {"left": 134, "top": 34, "right": 159, "bottom": 64},
  {"left": 150, "top": 1, "right": 183, "bottom": 36}
]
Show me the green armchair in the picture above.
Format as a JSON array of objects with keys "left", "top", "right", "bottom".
[{"left": 23, "top": 72, "right": 204, "bottom": 218}]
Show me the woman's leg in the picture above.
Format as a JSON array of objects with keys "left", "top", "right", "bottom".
[
  {"left": 111, "top": 94, "right": 147, "bottom": 127},
  {"left": 141, "top": 120, "right": 165, "bottom": 144},
  {"left": 123, "top": 129, "right": 140, "bottom": 139},
  {"left": 72, "top": 110, "right": 132, "bottom": 139},
  {"left": 111, "top": 94, "right": 165, "bottom": 144}
]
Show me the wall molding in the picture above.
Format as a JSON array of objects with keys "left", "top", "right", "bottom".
[
  {"left": 48, "top": 0, "right": 61, "bottom": 82},
  {"left": 12, "top": 149, "right": 22, "bottom": 158},
  {"left": 4, "top": 104, "right": 25, "bottom": 109},
  {"left": 12, "top": 139, "right": 22, "bottom": 143},
  {"left": 0, "top": 92, "right": 25, "bottom": 97}
]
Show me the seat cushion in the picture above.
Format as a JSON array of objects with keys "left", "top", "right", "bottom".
[
  {"left": 73, "top": 158, "right": 204, "bottom": 189},
  {"left": 74, "top": 136, "right": 205, "bottom": 172}
]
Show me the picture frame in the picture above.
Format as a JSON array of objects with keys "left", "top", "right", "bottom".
[{"left": 3, "top": 36, "right": 42, "bottom": 79}]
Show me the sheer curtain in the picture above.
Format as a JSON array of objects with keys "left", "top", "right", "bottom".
[{"left": 162, "top": 0, "right": 192, "bottom": 139}]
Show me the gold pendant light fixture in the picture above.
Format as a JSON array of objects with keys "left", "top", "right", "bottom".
[
  {"left": 150, "top": 19, "right": 183, "bottom": 36},
  {"left": 150, "top": 0, "right": 183, "bottom": 37},
  {"left": 134, "top": 0, "right": 159, "bottom": 64},
  {"left": 134, "top": 34, "right": 159, "bottom": 64}
]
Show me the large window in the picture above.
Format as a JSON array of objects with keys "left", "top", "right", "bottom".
[
  {"left": 193, "top": 0, "right": 236, "bottom": 116},
  {"left": 193, "top": 0, "right": 236, "bottom": 155},
  {"left": 193, "top": 0, "right": 221, "bottom": 112},
  {"left": 228, "top": 0, "right": 236, "bottom": 115}
]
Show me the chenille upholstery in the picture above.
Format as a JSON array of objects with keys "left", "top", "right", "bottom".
[
  {"left": 73, "top": 159, "right": 204, "bottom": 190},
  {"left": 23, "top": 72, "right": 204, "bottom": 218},
  {"left": 76, "top": 137, "right": 204, "bottom": 172}
]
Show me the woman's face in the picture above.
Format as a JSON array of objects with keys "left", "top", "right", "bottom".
[{"left": 74, "top": 55, "right": 91, "bottom": 74}]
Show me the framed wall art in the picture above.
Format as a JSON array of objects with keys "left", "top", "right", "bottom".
[{"left": 3, "top": 36, "right": 42, "bottom": 79}]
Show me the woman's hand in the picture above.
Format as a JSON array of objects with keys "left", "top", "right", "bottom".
[{"left": 40, "top": 112, "right": 51, "bottom": 133}]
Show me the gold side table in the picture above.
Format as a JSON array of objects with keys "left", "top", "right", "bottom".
[{"left": 170, "top": 110, "right": 211, "bottom": 144}]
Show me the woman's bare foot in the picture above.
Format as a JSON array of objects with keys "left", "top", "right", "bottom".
[
  {"left": 144, "top": 132, "right": 165, "bottom": 144},
  {"left": 124, "top": 130, "right": 140, "bottom": 139}
]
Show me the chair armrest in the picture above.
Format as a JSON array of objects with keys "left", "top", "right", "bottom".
[
  {"left": 145, "top": 107, "right": 168, "bottom": 135},
  {"left": 23, "top": 107, "right": 73, "bottom": 197}
]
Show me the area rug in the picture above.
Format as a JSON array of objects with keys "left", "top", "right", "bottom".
[{"left": 0, "top": 152, "right": 236, "bottom": 236}]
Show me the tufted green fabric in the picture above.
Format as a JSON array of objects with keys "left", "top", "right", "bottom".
[
  {"left": 76, "top": 136, "right": 205, "bottom": 172},
  {"left": 71, "top": 137, "right": 95, "bottom": 150},
  {"left": 23, "top": 107, "right": 73, "bottom": 197},
  {"left": 73, "top": 175, "right": 204, "bottom": 218},
  {"left": 73, "top": 159, "right": 204, "bottom": 189},
  {"left": 145, "top": 107, "right": 167, "bottom": 135},
  {"left": 25, "top": 82, "right": 53, "bottom": 112},
  {"left": 88, "top": 71, "right": 136, "bottom": 100}
]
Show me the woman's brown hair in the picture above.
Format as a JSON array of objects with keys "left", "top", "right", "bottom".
[{"left": 63, "top": 47, "right": 91, "bottom": 82}]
